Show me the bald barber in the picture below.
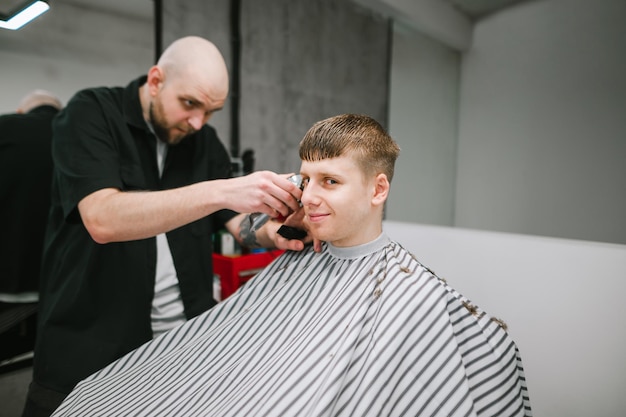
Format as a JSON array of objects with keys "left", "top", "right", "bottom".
[{"left": 22, "top": 36, "right": 306, "bottom": 417}]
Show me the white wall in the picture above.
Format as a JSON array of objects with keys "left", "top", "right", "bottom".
[
  {"left": 0, "top": 1, "right": 152, "bottom": 113},
  {"left": 386, "top": 22, "right": 460, "bottom": 226},
  {"left": 383, "top": 220, "right": 626, "bottom": 417},
  {"left": 455, "top": 0, "right": 626, "bottom": 244}
]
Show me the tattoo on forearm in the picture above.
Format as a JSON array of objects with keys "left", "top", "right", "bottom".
[{"left": 239, "top": 215, "right": 261, "bottom": 248}]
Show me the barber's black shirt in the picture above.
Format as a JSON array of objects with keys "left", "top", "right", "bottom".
[{"left": 35, "top": 76, "right": 237, "bottom": 394}]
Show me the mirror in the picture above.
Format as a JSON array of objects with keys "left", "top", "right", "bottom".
[{"left": 0, "top": 0, "right": 153, "bottom": 115}]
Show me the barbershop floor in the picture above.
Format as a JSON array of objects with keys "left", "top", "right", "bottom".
[
  {"left": 0, "top": 309, "right": 37, "bottom": 417},
  {"left": 0, "top": 359, "right": 31, "bottom": 417}
]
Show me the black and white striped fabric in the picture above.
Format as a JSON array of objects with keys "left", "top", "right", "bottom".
[{"left": 52, "top": 234, "right": 532, "bottom": 416}]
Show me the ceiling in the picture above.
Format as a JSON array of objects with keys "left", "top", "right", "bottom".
[
  {"left": 446, "top": 0, "right": 533, "bottom": 21},
  {"left": 1, "top": 0, "right": 534, "bottom": 27},
  {"left": 10, "top": 0, "right": 535, "bottom": 21}
]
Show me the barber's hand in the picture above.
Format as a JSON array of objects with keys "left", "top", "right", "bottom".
[{"left": 225, "top": 171, "right": 302, "bottom": 218}]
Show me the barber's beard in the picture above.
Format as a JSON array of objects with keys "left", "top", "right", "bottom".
[{"left": 149, "top": 101, "right": 190, "bottom": 146}]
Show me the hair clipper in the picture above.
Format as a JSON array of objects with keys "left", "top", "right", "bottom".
[{"left": 248, "top": 174, "right": 304, "bottom": 236}]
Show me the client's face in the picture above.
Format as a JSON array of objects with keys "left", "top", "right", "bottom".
[{"left": 300, "top": 154, "right": 381, "bottom": 247}]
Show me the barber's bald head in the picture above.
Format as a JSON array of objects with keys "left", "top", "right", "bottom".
[{"left": 156, "top": 36, "right": 229, "bottom": 101}]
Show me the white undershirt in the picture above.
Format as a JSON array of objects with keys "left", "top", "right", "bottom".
[{"left": 151, "top": 138, "right": 186, "bottom": 337}]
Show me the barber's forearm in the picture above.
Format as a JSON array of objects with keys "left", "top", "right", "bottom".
[
  {"left": 226, "top": 214, "right": 310, "bottom": 252},
  {"left": 77, "top": 170, "right": 302, "bottom": 244},
  {"left": 78, "top": 181, "right": 231, "bottom": 244},
  {"left": 226, "top": 214, "right": 275, "bottom": 249}
]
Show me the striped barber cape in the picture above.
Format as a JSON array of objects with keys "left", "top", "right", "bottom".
[{"left": 52, "top": 233, "right": 532, "bottom": 417}]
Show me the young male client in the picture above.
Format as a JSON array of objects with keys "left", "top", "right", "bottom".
[{"left": 52, "top": 114, "right": 532, "bottom": 417}]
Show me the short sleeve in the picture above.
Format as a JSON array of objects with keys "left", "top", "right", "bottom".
[{"left": 51, "top": 90, "right": 126, "bottom": 220}]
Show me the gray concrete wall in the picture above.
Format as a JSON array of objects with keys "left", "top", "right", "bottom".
[
  {"left": 239, "top": 0, "right": 390, "bottom": 174},
  {"left": 162, "top": 0, "right": 233, "bottom": 154},
  {"left": 163, "top": 0, "right": 390, "bottom": 174}
]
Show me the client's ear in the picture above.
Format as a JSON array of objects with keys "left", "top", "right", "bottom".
[{"left": 371, "top": 173, "right": 390, "bottom": 207}]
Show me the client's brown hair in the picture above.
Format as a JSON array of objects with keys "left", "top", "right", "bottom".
[{"left": 299, "top": 114, "right": 400, "bottom": 182}]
